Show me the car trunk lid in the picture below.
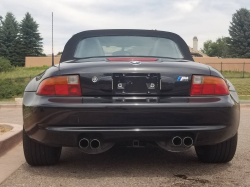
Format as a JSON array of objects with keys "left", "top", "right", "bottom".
[{"left": 59, "top": 58, "right": 210, "bottom": 96}]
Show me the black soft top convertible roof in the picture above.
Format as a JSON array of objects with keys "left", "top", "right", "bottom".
[{"left": 60, "top": 29, "right": 193, "bottom": 62}]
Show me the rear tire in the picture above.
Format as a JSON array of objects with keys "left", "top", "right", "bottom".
[
  {"left": 23, "top": 129, "right": 62, "bottom": 166},
  {"left": 195, "top": 133, "right": 237, "bottom": 163}
]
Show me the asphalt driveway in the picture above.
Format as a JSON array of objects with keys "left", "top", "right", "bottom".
[{"left": 0, "top": 106, "right": 249, "bottom": 187}]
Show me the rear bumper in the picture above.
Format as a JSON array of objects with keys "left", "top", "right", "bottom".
[{"left": 23, "top": 92, "right": 240, "bottom": 147}]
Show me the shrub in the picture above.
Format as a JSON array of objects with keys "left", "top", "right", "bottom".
[
  {"left": 0, "top": 57, "right": 13, "bottom": 72},
  {"left": 0, "top": 78, "right": 30, "bottom": 99}
]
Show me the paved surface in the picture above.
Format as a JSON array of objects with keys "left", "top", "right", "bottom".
[
  {"left": 0, "top": 108, "right": 22, "bottom": 125},
  {"left": 0, "top": 106, "right": 250, "bottom": 187},
  {"left": 0, "top": 144, "right": 25, "bottom": 184}
]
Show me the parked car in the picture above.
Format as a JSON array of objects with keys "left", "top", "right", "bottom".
[{"left": 23, "top": 29, "right": 240, "bottom": 166}]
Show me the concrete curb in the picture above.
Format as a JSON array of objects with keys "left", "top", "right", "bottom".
[
  {"left": 240, "top": 100, "right": 250, "bottom": 104},
  {"left": 0, "top": 98, "right": 23, "bottom": 108},
  {"left": 0, "top": 143, "right": 25, "bottom": 185},
  {"left": 0, "top": 123, "right": 22, "bottom": 157},
  {"left": 0, "top": 104, "right": 22, "bottom": 108}
]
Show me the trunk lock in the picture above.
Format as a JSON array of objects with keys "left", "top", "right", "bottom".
[{"left": 92, "top": 76, "right": 98, "bottom": 83}]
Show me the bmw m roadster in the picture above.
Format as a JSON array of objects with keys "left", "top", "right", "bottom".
[{"left": 23, "top": 29, "right": 240, "bottom": 166}]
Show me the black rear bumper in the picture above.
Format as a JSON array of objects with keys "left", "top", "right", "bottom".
[{"left": 23, "top": 92, "right": 240, "bottom": 147}]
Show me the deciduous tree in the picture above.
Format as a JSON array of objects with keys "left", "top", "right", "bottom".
[{"left": 201, "top": 37, "right": 230, "bottom": 58}]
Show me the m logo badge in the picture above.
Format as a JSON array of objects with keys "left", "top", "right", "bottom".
[{"left": 177, "top": 76, "right": 189, "bottom": 81}]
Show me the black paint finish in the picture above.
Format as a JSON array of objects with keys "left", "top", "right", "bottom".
[
  {"left": 58, "top": 60, "right": 210, "bottom": 96},
  {"left": 23, "top": 30, "right": 240, "bottom": 150},
  {"left": 23, "top": 91, "right": 240, "bottom": 147}
]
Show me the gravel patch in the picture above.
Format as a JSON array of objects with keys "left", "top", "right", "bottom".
[{"left": 0, "top": 125, "right": 13, "bottom": 135}]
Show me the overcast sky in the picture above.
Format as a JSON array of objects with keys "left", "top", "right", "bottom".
[{"left": 1, "top": 0, "right": 249, "bottom": 54}]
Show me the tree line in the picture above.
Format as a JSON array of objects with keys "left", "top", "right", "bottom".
[
  {"left": 0, "top": 12, "right": 43, "bottom": 67},
  {"left": 201, "top": 8, "right": 250, "bottom": 58}
]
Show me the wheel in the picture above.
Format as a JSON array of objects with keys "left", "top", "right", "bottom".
[
  {"left": 23, "top": 129, "right": 62, "bottom": 166},
  {"left": 195, "top": 133, "right": 238, "bottom": 163}
]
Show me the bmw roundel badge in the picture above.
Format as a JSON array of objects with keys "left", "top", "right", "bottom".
[
  {"left": 130, "top": 61, "right": 141, "bottom": 65},
  {"left": 92, "top": 76, "right": 98, "bottom": 83}
]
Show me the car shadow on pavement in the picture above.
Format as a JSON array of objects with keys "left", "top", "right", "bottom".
[{"left": 21, "top": 145, "right": 231, "bottom": 180}]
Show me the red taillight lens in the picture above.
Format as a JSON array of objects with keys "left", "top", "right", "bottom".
[
  {"left": 37, "top": 75, "right": 82, "bottom": 96},
  {"left": 190, "top": 75, "right": 229, "bottom": 96}
]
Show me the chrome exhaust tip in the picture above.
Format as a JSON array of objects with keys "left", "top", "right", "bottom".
[
  {"left": 183, "top": 137, "right": 193, "bottom": 147},
  {"left": 79, "top": 138, "right": 89, "bottom": 149},
  {"left": 172, "top": 136, "right": 182, "bottom": 146},
  {"left": 90, "top": 139, "right": 101, "bottom": 149}
]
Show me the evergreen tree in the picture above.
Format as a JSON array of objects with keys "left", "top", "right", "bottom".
[
  {"left": 229, "top": 8, "right": 250, "bottom": 58},
  {"left": 0, "top": 12, "right": 20, "bottom": 65},
  {"left": 19, "top": 12, "right": 43, "bottom": 64}
]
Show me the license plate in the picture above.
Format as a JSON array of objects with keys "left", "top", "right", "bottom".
[{"left": 113, "top": 73, "right": 160, "bottom": 95}]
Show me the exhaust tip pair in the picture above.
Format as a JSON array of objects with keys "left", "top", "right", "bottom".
[
  {"left": 172, "top": 136, "right": 193, "bottom": 147},
  {"left": 79, "top": 138, "right": 100, "bottom": 149}
]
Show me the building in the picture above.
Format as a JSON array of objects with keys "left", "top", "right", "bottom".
[{"left": 188, "top": 36, "right": 208, "bottom": 57}]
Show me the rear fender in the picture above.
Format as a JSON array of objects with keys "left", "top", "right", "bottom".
[
  {"left": 25, "top": 66, "right": 60, "bottom": 92},
  {"left": 226, "top": 79, "right": 239, "bottom": 104}
]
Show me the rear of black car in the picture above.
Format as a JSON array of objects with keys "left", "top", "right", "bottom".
[{"left": 22, "top": 30, "right": 240, "bottom": 166}]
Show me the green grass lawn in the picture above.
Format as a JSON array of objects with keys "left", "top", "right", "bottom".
[
  {"left": 0, "top": 66, "right": 49, "bottom": 99},
  {"left": 0, "top": 67, "right": 250, "bottom": 100},
  {"left": 238, "top": 96, "right": 250, "bottom": 100},
  {"left": 222, "top": 71, "right": 250, "bottom": 78},
  {"left": 0, "top": 66, "right": 49, "bottom": 79},
  {"left": 0, "top": 98, "right": 15, "bottom": 102},
  {"left": 227, "top": 78, "right": 250, "bottom": 95}
]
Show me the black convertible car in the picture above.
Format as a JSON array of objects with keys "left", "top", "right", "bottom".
[{"left": 23, "top": 29, "right": 240, "bottom": 166}]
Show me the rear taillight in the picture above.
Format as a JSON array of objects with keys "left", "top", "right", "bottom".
[
  {"left": 37, "top": 75, "right": 81, "bottom": 96},
  {"left": 190, "top": 75, "right": 229, "bottom": 96}
]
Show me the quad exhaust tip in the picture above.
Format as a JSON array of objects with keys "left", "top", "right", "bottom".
[
  {"left": 79, "top": 138, "right": 89, "bottom": 149},
  {"left": 79, "top": 138, "right": 101, "bottom": 149},
  {"left": 90, "top": 139, "right": 101, "bottom": 149},
  {"left": 172, "top": 136, "right": 182, "bottom": 146},
  {"left": 183, "top": 137, "right": 193, "bottom": 147},
  {"left": 172, "top": 136, "right": 193, "bottom": 147}
]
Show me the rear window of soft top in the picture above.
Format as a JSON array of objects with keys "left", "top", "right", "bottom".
[{"left": 74, "top": 36, "right": 184, "bottom": 59}]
